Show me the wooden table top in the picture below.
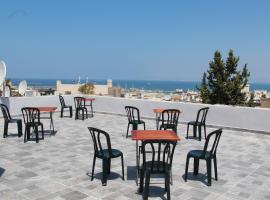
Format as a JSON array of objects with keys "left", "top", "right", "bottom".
[
  {"left": 84, "top": 98, "right": 95, "bottom": 101},
  {"left": 131, "top": 130, "right": 181, "bottom": 141}
]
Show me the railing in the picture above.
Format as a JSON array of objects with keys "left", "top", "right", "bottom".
[{"left": 1, "top": 95, "right": 270, "bottom": 134}]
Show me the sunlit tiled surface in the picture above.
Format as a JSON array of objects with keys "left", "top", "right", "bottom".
[{"left": 0, "top": 112, "right": 270, "bottom": 200}]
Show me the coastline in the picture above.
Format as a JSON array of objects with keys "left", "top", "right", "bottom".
[{"left": 7, "top": 78, "right": 270, "bottom": 92}]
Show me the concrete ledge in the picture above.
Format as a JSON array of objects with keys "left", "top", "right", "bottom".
[{"left": 1, "top": 95, "right": 270, "bottom": 134}]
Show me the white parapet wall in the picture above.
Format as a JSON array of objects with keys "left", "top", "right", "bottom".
[{"left": 1, "top": 95, "right": 270, "bottom": 133}]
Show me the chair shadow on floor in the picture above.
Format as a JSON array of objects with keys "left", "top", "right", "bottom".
[
  {"left": 181, "top": 172, "right": 209, "bottom": 186},
  {"left": 43, "top": 130, "right": 58, "bottom": 136},
  {"left": 137, "top": 185, "right": 167, "bottom": 200},
  {"left": 0, "top": 167, "right": 5, "bottom": 177},
  {"left": 86, "top": 171, "right": 122, "bottom": 184},
  {"left": 127, "top": 166, "right": 168, "bottom": 200},
  {"left": 127, "top": 166, "right": 137, "bottom": 181}
]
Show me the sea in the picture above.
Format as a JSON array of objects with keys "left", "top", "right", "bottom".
[{"left": 8, "top": 78, "right": 270, "bottom": 92}]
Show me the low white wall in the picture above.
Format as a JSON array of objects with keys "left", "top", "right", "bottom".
[{"left": 1, "top": 95, "right": 270, "bottom": 133}]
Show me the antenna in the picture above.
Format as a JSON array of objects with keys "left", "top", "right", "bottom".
[
  {"left": 18, "top": 80, "right": 27, "bottom": 96},
  {"left": 0, "top": 60, "right": 7, "bottom": 97}
]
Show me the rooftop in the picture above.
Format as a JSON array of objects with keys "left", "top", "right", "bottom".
[{"left": 0, "top": 113, "right": 270, "bottom": 200}]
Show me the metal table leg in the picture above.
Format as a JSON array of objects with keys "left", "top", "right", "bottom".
[{"left": 49, "top": 111, "right": 55, "bottom": 135}]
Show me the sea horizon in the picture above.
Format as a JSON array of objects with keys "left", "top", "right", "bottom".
[{"left": 7, "top": 78, "right": 270, "bottom": 92}]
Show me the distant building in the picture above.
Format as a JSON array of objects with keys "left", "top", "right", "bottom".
[
  {"left": 108, "top": 87, "right": 122, "bottom": 97},
  {"left": 242, "top": 84, "right": 250, "bottom": 94},
  {"left": 56, "top": 79, "right": 113, "bottom": 95},
  {"left": 261, "top": 98, "right": 270, "bottom": 108}
]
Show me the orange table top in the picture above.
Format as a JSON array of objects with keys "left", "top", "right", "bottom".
[
  {"left": 36, "top": 107, "right": 57, "bottom": 112},
  {"left": 153, "top": 108, "right": 182, "bottom": 114},
  {"left": 153, "top": 108, "right": 165, "bottom": 113},
  {"left": 131, "top": 130, "right": 181, "bottom": 141}
]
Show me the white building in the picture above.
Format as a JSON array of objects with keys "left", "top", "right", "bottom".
[{"left": 56, "top": 79, "right": 113, "bottom": 95}]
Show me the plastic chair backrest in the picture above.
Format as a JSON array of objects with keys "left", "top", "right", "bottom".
[
  {"left": 59, "top": 95, "right": 66, "bottom": 107},
  {"left": 203, "top": 128, "right": 222, "bottom": 156},
  {"left": 196, "top": 107, "right": 209, "bottom": 124},
  {"left": 125, "top": 106, "right": 141, "bottom": 123},
  {"left": 21, "top": 107, "right": 41, "bottom": 124},
  {"left": 141, "top": 140, "right": 177, "bottom": 173},
  {"left": 0, "top": 103, "right": 12, "bottom": 121},
  {"left": 160, "top": 109, "right": 180, "bottom": 128},
  {"left": 88, "top": 127, "right": 112, "bottom": 157},
  {"left": 74, "top": 97, "right": 86, "bottom": 109}
]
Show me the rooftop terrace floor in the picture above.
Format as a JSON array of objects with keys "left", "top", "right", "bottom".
[{"left": 0, "top": 113, "right": 270, "bottom": 200}]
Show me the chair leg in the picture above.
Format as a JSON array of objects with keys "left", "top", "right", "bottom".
[
  {"left": 82, "top": 110, "right": 84, "bottom": 120},
  {"left": 24, "top": 126, "right": 28, "bottom": 143},
  {"left": 60, "top": 107, "right": 64, "bottom": 117},
  {"left": 204, "top": 124, "right": 207, "bottom": 139},
  {"left": 121, "top": 154, "right": 125, "bottom": 180},
  {"left": 27, "top": 126, "right": 31, "bottom": 140},
  {"left": 102, "top": 157, "right": 108, "bottom": 186},
  {"left": 213, "top": 156, "right": 218, "bottom": 181},
  {"left": 107, "top": 158, "right": 111, "bottom": 174},
  {"left": 41, "top": 124, "right": 44, "bottom": 140},
  {"left": 132, "top": 124, "right": 138, "bottom": 131},
  {"left": 194, "top": 158, "right": 199, "bottom": 175},
  {"left": 85, "top": 109, "right": 88, "bottom": 119},
  {"left": 165, "top": 171, "right": 171, "bottom": 200},
  {"left": 75, "top": 109, "right": 78, "bottom": 120},
  {"left": 91, "top": 156, "right": 96, "bottom": 181},
  {"left": 193, "top": 125, "right": 197, "bottom": 138},
  {"left": 186, "top": 123, "right": 190, "bottom": 138},
  {"left": 143, "top": 170, "right": 150, "bottom": 200},
  {"left": 139, "top": 168, "right": 144, "bottom": 193},
  {"left": 34, "top": 125, "right": 39, "bottom": 143},
  {"left": 184, "top": 155, "right": 190, "bottom": 181},
  {"left": 3, "top": 121, "right": 8, "bottom": 138},
  {"left": 90, "top": 105, "right": 93, "bottom": 117},
  {"left": 206, "top": 159, "right": 212, "bottom": 186},
  {"left": 126, "top": 124, "right": 130, "bottom": 138},
  {"left": 17, "top": 121, "right": 22, "bottom": 137},
  {"left": 143, "top": 122, "right": 145, "bottom": 130},
  {"left": 198, "top": 125, "right": 202, "bottom": 141},
  {"left": 69, "top": 107, "right": 73, "bottom": 118}
]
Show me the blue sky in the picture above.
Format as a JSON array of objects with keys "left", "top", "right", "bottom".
[{"left": 0, "top": 0, "right": 270, "bottom": 82}]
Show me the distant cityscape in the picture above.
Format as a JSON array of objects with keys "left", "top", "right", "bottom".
[{"left": 4, "top": 78, "right": 270, "bottom": 108}]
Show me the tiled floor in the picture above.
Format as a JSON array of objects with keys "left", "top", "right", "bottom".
[{"left": 0, "top": 113, "right": 270, "bottom": 200}]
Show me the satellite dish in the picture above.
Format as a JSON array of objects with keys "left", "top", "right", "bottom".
[
  {"left": 0, "top": 60, "right": 7, "bottom": 86},
  {"left": 5, "top": 86, "right": 10, "bottom": 97},
  {"left": 18, "top": 80, "right": 27, "bottom": 95}
]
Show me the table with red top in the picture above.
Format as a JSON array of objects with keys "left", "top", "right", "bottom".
[
  {"left": 153, "top": 108, "right": 165, "bottom": 130},
  {"left": 131, "top": 129, "right": 181, "bottom": 185},
  {"left": 36, "top": 107, "right": 57, "bottom": 135},
  {"left": 84, "top": 98, "right": 95, "bottom": 117}
]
